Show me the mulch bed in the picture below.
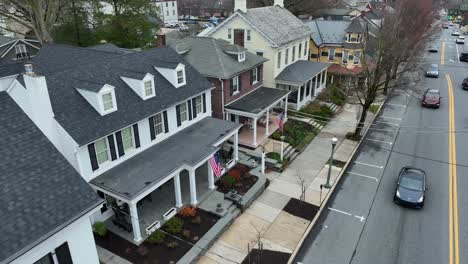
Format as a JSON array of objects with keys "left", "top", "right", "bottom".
[
  {"left": 95, "top": 209, "right": 219, "bottom": 264},
  {"left": 216, "top": 164, "right": 258, "bottom": 195},
  {"left": 241, "top": 249, "right": 291, "bottom": 264},
  {"left": 282, "top": 198, "right": 320, "bottom": 221}
]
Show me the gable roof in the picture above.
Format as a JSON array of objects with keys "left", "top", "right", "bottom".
[
  {"left": 305, "top": 20, "right": 351, "bottom": 46},
  {"left": 316, "top": 8, "right": 354, "bottom": 16},
  {"left": 0, "top": 93, "right": 102, "bottom": 263},
  {"left": 346, "top": 18, "right": 365, "bottom": 32},
  {"left": 88, "top": 43, "right": 140, "bottom": 54},
  {"left": 170, "top": 36, "right": 267, "bottom": 79},
  {"left": 5, "top": 43, "right": 213, "bottom": 146},
  {"left": 210, "top": 5, "right": 312, "bottom": 47}
]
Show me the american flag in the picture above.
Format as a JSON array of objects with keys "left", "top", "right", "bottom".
[
  {"left": 277, "top": 112, "right": 285, "bottom": 134},
  {"left": 209, "top": 153, "right": 222, "bottom": 178}
]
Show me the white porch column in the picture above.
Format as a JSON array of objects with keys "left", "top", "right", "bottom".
[
  {"left": 129, "top": 202, "right": 142, "bottom": 242},
  {"left": 189, "top": 169, "right": 197, "bottom": 205},
  {"left": 253, "top": 117, "right": 258, "bottom": 146},
  {"left": 297, "top": 85, "right": 302, "bottom": 110},
  {"left": 174, "top": 173, "right": 183, "bottom": 208},
  {"left": 265, "top": 109, "right": 270, "bottom": 135},
  {"left": 315, "top": 74, "right": 319, "bottom": 91},
  {"left": 208, "top": 160, "right": 215, "bottom": 190},
  {"left": 324, "top": 70, "right": 328, "bottom": 87},
  {"left": 284, "top": 98, "right": 288, "bottom": 119},
  {"left": 234, "top": 132, "right": 239, "bottom": 161}
]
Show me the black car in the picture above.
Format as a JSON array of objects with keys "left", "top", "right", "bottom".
[
  {"left": 463, "top": 78, "right": 468, "bottom": 89},
  {"left": 394, "top": 167, "right": 427, "bottom": 208},
  {"left": 460, "top": 52, "right": 468, "bottom": 62},
  {"left": 428, "top": 46, "right": 438, "bottom": 52}
]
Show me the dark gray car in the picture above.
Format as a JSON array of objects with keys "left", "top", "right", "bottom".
[{"left": 394, "top": 167, "right": 427, "bottom": 208}]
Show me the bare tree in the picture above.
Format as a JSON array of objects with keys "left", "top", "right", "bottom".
[
  {"left": 349, "top": 0, "right": 437, "bottom": 137},
  {"left": 296, "top": 172, "right": 306, "bottom": 203}
]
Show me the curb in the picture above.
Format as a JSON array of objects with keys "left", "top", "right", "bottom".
[{"left": 286, "top": 98, "right": 388, "bottom": 264}]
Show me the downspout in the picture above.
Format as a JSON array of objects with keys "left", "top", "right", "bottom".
[{"left": 219, "top": 78, "right": 225, "bottom": 119}]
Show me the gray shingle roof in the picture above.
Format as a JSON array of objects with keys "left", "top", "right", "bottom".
[
  {"left": 88, "top": 43, "right": 139, "bottom": 54},
  {"left": 316, "top": 8, "right": 354, "bottom": 16},
  {"left": 90, "top": 117, "right": 242, "bottom": 199},
  {"left": 225, "top": 87, "right": 290, "bottom": 114},
  {"left": 346, "top": 18, "right": 365, "bottom": 33},
  {"left": 276, "top": 61, "right": 330, "bottom": 85},
  {"left": 238, "top": 6, "right": 312, "bottom": 47},
  {"left": 305, "top": 20, "right": 351, "bottom": 46},
  {"left": 0, "top": 93, "right": 102, "bottom": 263},
  {"left": 25, "top": 44, "right": 213, "bottom": 146},
  {"left": 170, "top": 36, "right": 267, "bottom": 79}
]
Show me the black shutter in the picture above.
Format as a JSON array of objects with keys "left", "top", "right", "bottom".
[
  {"left": 202, "top": 94, "right": 206, "bottom": 113},
  {"left": 176, "top": 105, "right": 181, "bottom": 127},
  {"left": 250, "top": 69, "right": 254, "bottom": 85},
  {"left": 163, "top": 111, "right": 169, "bottom": 133},
  {"left": 230, "top": 79, "right": 234, "bottom": 95},
  {"left": 149, "top": 116, "right": 156, "bottom": 140},
  {"left": 87, "top": 143, "right": 99, "bottom": 171},
  {"left": 107, "top": 135, "right": 117, "bottom": 161},
  {"left": 55, "top": 242, "right": 73, "bottom": 264},
  {"left": 238, "top": 76, "right": 242, "bottom": 91},
  {"left": 187, "top": 100, "right": 193, "bottom": 120},
  {"left": 133, "top": 124, "right": 140, "bottom": 148},
  {"left": 258, "top": 66, "right": 262, "bottom": 83},
  {"left": 192, "top": 98, "right": 197, "bottom": 118},
  {"left": 116, "top": 131, "right": 125, "bottom": 157}
]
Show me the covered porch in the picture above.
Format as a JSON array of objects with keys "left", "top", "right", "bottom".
[
  {"left": 275, "top": 61, "right": 330, "bottom": 111},
  {"left": 90, "top": 117, "right": 242, "bottom": 244},
  {"left": 224, "top": 87, "right": 290, "bottom": 148}
]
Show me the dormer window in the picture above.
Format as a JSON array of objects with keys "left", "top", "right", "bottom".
[
  {"left": 177, "top": 70, "right": 184, "bottom": 84},
  {"left": 356, "top": 33, "right": 362, "bottom": 43},
  {"left": 346, "top": 33, "right": 351, "bottom": 42},
  {"left": 144, "top": 80, "right": 153, "bottom": 96},
  {"left": 102, "top": 92, "right": 114, "bottom": 111},
  {"left": 238, "top": 52, "right": 246, "bottom": 62}
]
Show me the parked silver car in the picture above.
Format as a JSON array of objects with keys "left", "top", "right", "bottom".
[{"left": 425, "top": 64, "right": 439, "bottom": 78}]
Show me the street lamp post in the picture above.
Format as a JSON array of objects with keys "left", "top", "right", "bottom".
[{"left": 324, "top": 137, "right": 338, "bottom": 189}]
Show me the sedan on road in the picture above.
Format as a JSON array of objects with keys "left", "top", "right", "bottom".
[
  {"left": 422, "top": 89, "right": 441, "bottom": 108},
  {"left": 425, "top": 64, "right": 439, "bottom": 78},
  {"left": 452, "top": 30, "right": 461, "bottom": 36},
  {"left": 462, "top": 78, "right": 468, "bottom": 89},
  {"left": 428, "top": 46, "right": 438, "bottom": 52},
  {"left": 456, "top": 37, "right": 465, "bottom": 44},
  {"left": 394, "top": 167, "right": 427, "bottom": 208},
  {"left": 461, "top": 52, "right": 468, "bottom": 62}
]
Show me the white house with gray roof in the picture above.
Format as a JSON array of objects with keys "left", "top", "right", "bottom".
[
  {"left": 0, "top": 43, "right": 242, "bottom": 245},
  {"left": 207, "top": 0, "right": 330, "bottom": 110}
]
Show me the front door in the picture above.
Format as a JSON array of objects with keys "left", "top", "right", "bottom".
[{"left": 234, "top": 29, "right": 245, "bottom": 47}]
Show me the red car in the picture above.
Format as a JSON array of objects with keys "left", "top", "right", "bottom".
[{"left": 422, "top": 89, "right": 440, "bottom": 108}]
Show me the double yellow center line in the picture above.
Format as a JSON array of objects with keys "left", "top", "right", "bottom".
[{"left": 446, "top": 74, "right": 459, "bottom": 264}]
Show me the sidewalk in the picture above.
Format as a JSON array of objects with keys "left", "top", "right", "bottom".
[{"left": 198, "top": 104, "right": 369, "bottom": 264}]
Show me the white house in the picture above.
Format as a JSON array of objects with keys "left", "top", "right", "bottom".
[
  {"left": 0, "top": 90, "right": 103, "bottom": 263},
  {"left": 155, "top": 0, "right": 179, "bottom": 24},
  {"left": 0, "top": 43, "right": 241, "bottom": 245},
  {"left": 207, "top": 0, "right": 330, "bottom": 110}
]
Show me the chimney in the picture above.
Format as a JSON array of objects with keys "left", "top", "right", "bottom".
[
  {"left": 274, "top": 0, "right": 284, "bottom": 7},
  {"left": 24, "top": 63, "right": 33, "bottom": 75},
  {"left": 234, "top": 0, "right": 247, "bottom": 12}
]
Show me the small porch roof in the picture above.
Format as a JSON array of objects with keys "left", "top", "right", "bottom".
[
  {"left": 275, "top": 61, "right": 330, "bottom": 85},
  {"left": 224, "top": 87, "right": 290, "bottom": 116},
  {"left": 90, "top": 117, "right": 241, "bottom": 201}
]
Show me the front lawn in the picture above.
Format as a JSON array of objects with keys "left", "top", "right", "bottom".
[
  {"left": 299, "top": 102, "right": 334, "bottom": 124},
  {"left": 215, "top": 164, "right": 258, "bottom": 195},
  {"left": 271, "top": 119, "right": 317, "bottom": 148}
]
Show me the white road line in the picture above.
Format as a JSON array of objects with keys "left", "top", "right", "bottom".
[
  {"left": 354, "top": 161, "right": 384, "bottom": 169},
  {"left": 378, "top": 116, "right": 402, "bottom": 120},
  {"left": 456, "top": 43, "right": 460, "bottom": 63},
  {"left": 373, "top": 120, "right": 400, "bottom": 126},
  {"left": 450, "top": 59, "right": 455, "bottom": 63},
  {"left": 328, "top": 207, "right": 352, "bottom": 216},
  {"left": 348, "top": 171, "right": 379, "bottom": 182},
  {"left": 386, "top": 103, "right": 407, "bottom": 108},
  {"left": 366, "top": 138, "right": 394, "bottom": 145},
  {"left": 354, "top": 215, "right": 366, "bottom": 222}
]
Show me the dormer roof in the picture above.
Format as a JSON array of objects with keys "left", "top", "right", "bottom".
[
  {"left": 346, "top": 18, "right": 365, "bottom": 33},
  {"left": 170, "top": 36, "right": 267, "bottom": 79},
  {"left": 6, "top": 44, "right": 213, "bottom": 146}
]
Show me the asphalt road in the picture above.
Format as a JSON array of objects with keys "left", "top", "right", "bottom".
[{"left": 294, "top": 27, "right": 468, "bottom": 264}]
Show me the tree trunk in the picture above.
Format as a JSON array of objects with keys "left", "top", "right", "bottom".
[
  {"left": 353, "top": 105, "right": 369, "bottom": 138},
  {"left": 71, "top": 0, "right": 82, "bottom": 46},
  {"left": 383, "top": 67, "right": 392, "bottom": 95}
]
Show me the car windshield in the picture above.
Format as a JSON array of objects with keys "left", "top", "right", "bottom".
[
  {"left": 426, "top": 93, "right": 438, "bottom": 99},
  {"left": 400, "top": 171, "right": 424, "bottom": 191},
  {"left": 429, "top": 65, "right": 438, "bottom": 71}
]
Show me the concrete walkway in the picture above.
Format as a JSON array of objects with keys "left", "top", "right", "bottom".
[{"left": 198, "top": 104, "right": 368, "bottom": 264}]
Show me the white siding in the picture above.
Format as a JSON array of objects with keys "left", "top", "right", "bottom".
[{"left": 155, "top": 1, "right": 178, "bottom": 24}]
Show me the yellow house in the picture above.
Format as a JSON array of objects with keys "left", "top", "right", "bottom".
[{"left": 304, "top": 18, "right": 366, "bottom": 81}]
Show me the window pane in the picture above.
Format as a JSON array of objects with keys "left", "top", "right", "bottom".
[
  {"left": 122, "top": 127, "right": 134, "bottom": 151},
  {"left": 196, "top": 96, "right": 202, "bottom": 114},
  {"left": 180, "top": 103, "right": 187, "bottom": 122},
  {"left": 177, "top": 70, "right": 184, "bottom": 84},
  {"left": 34, "top": 253, "right": 53, "bottom": 264},
  {"left": 102, "top": 93, "right": 113, "bottom": 111},
  {"left": 95, "top": 138, "right": 109, "bottom": 165},
  {"left": 154, "top": 113, "right": 163, "bottom": 135},
  {"left": 277, "top": 51, "right": 281, "bottom": 69},
  {"left": 144, "top": 81, "right": 152, "bottom": 96}
]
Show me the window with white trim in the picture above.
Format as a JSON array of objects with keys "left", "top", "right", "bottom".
[
  {"left": 121, "top": 126, "right": 135, "bottom": 152},
  {"left": 328, "top": 48, "right": 335, "bottom": 61},
  {"left": 304, "top": 41, "right": 308, "bottom": 56},
  {"left": 292, "top": 46, "right": 296, "bottom": 61},
  {"left": 346, "top": 33, "right": 351, "bottom": 42},
  {"left": 95, "top": 137, "right": 110, "bottom": 165},
  {"left": 228, "top": 28, "right": 232, "bottom": 39},
  {"left": 299, "top": 44, "right": 302, "bottom": 58},
  {"left": 247, "top": 30, "right": 251, "bottom": 41},
  {"left": 195, "top": 96, "right": 203, "bottom": 114},
  {"left": 343, "top": 50, "right": 349, "bottom": 64},
  {"left": 252, "top": 67, "right": 258, "bottom": 83},
  {"left": 144, "top": 80, "right": 153, "bottom": 96},
  {"left": 166, "top": 10, "right": 169, "bottom": 16},
  {"left": 102, "top": 92, "right": 114, "bottom": 111},
  {"left": 153, "top": 112, "right": 164, "bottom": 136},
  {"left": 238, "top": 52, "right": 246, "bottom": 62},
  {"left": 15, "top": 44, "right": 27, "bottom": 55},
  {"left": 233, "top": 76, "right": 239, "bottom": 93},
  {"left": 179, "top": 102, "right": 188, "bottom": 122},
  {"left": 356, "top": 33, "right": 362, "bottom": 43},
  {"left": 277, "top": 51, "right": 282, "bottom": 69},
  {"left": 173, "top": 10, "right": 175, "bottom": 15},
  {"left": 285, "top": 48, "right": 289, "bottom": 65},
  {"left": 353, "top": 51, "right": 361, "bottom": 65},
  {"left": 177, "top": 70, "right": 184, "bottom": 84}
]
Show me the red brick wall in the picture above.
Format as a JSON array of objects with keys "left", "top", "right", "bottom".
[{"left": 209, "top": 64, "right": 264, "bottom": 119}]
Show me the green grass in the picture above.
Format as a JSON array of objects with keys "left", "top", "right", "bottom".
[
  {"left": 299, "top": 103, "right": 334, "bottom": 123},
  {"left": 271, "top": 119, "right": 316, "bottom": 148},
  {"left": 369, "top": 104, "right": 380, "bottom": 114}
]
